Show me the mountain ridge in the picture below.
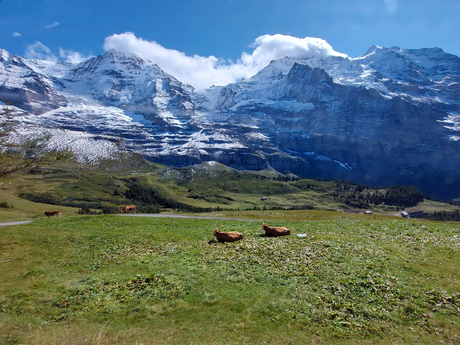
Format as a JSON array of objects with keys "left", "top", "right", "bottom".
[{"left": 1, "top": 45, "right": 459, "bottom": 200}]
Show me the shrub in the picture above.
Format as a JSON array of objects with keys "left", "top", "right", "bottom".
[
  {"left": 19, "top": 192, "right": 58, "bottom": 205},
  {"left": 0, "top": 201, "right": 10, "bottom": 208},
  {"left": 27, "top": 167, "right": 42, "bottom": 175},
  {"left": 137, "top": 205, "right": 160, "bottom": 213},
  {"left": 77, "top": 206, "right": 99, "bottom": 215},
  {"left": 101, "top": 206, "right": 120, "bottom": 214}
]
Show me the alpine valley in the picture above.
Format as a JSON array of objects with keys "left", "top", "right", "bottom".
[{"left": 1, "top": 45, "right": 460, "bottom": 200}]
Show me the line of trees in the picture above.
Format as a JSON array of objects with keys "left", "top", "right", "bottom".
[
  {"left": 335, "top": 182, "right": 423, "bottom": 208},
  {"left": 424, "top": 210, "right": 460, "bottom": 222}
]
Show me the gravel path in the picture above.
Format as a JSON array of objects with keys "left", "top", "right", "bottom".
[
  {"left": 117, "top": 213, "right": 263, "bottom": 222},
  {"left": 0, "top": 220, "right": 34, "bottom": 226},
  {"left": 0, "top": 214, "right": 265, "bottom": 226}
]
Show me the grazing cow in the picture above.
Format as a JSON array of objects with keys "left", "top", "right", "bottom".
[
  {"left": 213, "top": 229, "right": 244, "bottom": 242},
  {"left": 125, "top": 205, "right": 136, "bottom": 213},
  {"left": 44, "top": 210, "right": 60, "bottom": 218},
  {"left": 262, "top": 223, "right": 291, "bottom": 237}
]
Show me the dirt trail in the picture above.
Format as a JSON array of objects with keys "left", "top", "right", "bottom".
[
  {"left": 0, "top": 221, "right": 34, "bottom": 226},
  {"left": 0, "top": 214, "right": 265, "bottom": 226},
  {"left": 117, "top": 213, "right": 263, "bottom": 222}
]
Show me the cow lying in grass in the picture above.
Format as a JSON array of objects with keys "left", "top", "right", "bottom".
[
  {"left": 213, "top": 229, "right": 244, "bottom": 242},
  {"left": 44, "top": 210, "right": 60, "bottom": 218},
  {"left": 262, "top": 223, "right": 291, "bottom": 237}
]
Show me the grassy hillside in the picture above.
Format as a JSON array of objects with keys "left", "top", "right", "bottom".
[
  {"left": 1, "top": 215, "right": 459, "bottom": 344},
  {"left": 3, "top": 159, "right": 458, "bottom": 221}
]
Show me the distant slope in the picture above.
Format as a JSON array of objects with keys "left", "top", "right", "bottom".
[{"left": 9, "top": 160, "right": 444, "bottom": 216}]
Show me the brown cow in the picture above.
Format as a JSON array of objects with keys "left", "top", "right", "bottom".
[
  {"left": 125, "top": 205, "right": 136, "bottom": 213},
  {"left": 262, "top": 223, "right": 291, "bottom": 237},
  {"left": 44, "top": 210, "right": 60, "bottom": 218},
  {"left": 213, "top": 229, "right": 244, "bottom": 242}
]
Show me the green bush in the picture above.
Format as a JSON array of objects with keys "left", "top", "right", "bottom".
[
  {"left": 77, "top": 206, "right": 99, "bottom": 215},
  {"left": 101, "top": 206, "right": 120, "bottom": 214},
  {"left": 19, "top": 192, "right": 58, "bottom": 205}
]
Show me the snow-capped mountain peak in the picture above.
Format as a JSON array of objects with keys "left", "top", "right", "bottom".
[{"left": 1, "top": 45, "right": 460, "bottom": 199}]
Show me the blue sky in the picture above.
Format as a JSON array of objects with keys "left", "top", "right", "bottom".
[{"left": 1, "top": 0, "right": 459, "bottom": 88}]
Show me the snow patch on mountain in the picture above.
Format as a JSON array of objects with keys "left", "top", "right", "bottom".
[
  {"left": 438, "top": 112, "right": 460, "bottom": 140},
  {"left": 46, "top": 130, "right": 126, "bottom": 165},
  {"left": 7, "top": 124, "right": 126, "bottom": 166}
]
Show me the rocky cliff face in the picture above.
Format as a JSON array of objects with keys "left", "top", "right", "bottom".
[
  {"left": 0, "top": 49, "right": 67, "bottom": 114},
  {"left": 1, "top": 46, "right": 459, "bottom": 199},
  {"left": 194, "top": 48, "right": 460, "bottom": 199}
]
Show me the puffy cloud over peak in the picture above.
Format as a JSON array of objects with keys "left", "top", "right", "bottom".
[
  {"left": 103, "top": 32, "right": 346, "bottom": 89},
  {"left": 20, "top": 34, "right": 347, "bottom": 89},
  {"left": 242, "top": 34, "right": 347, "bottom": 68},
  {"left": 103, "top": 32, "right": 220, "bottom": 89}
]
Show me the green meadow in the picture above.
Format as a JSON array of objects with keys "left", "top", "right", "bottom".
[
  {"left": 1, "top": 213, "right": 459, "bottom": 344},
  {"left": 1, "top": 160, "right": 460, "bottom": 344}
]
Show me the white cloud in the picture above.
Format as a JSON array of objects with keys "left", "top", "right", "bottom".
[
  {"left": 25, "top": 42, "right": 58, "bottom": 62},
  {"left": 12, "top": 32, "right": 21, "bottom": 37},
  {"left": 24, "top": 43, "right": 94, "bottom": 64},
  {"left": 59, "top": 48, "right": 94, "bottom": 64},
  {"left": 45, "top": 21, "right": 60, "bottom": 29},
  {"left": 384, "top": 0, "right": 398, "bottom": 13},
  {"left": 242, "top": 34, "right": 347, "bottom": 68},
  {"left": 103, "top": 32, "right": 346, "bottom": 90}
]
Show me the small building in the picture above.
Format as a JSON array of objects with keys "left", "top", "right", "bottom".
[{"left": 401, "top": 209, "right": 424, "bottom": 218}]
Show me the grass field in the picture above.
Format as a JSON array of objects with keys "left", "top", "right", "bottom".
[
  {"left": 1, "top": 163, "right": 460, "bottom": 344},
  {"left": 1, "top": 213, "right": 459, "bottom": 344}
]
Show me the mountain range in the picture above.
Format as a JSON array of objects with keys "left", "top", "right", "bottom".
[{"left": 1, "top": 45, "right": 459, "bottom": 200}]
